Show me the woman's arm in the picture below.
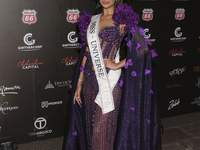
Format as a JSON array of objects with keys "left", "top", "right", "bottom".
[
  {"left": 103, "top": 58, "right": 126, "bottom": 70},
  {"left": 73, "top": 46, "right": 89, "bottom": 105}
]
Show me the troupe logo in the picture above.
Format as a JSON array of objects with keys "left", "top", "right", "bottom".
[
  {"left": 167, "top": 83, "right": 182, "bottom": 88},
  {"left": 191, "top": 96, "right": 200, "bottom": 106},
  {"left": 29, "top": 117, "right": 52, "bottom": 137},
  {"left": 18, "top": 33, "right": 42, "bottom": 51},
  {"left": 194, "top": 66, "right": 200, "bottom": 72},
  {"left": 66, "top": 9, "right": 80, "bottom": 23},
  {"left": 55, "top": 80, "right": 72, "bottom": 87},
  {"left": 142, "top": 8, "right": 153, "bottom": 21},
  {"left": 169, "top": 48, "right": 186, "bottom": 57},
  {"left": 41, "top": 100, "right": 62, "bottom": 108},
  {"left": 62, "top": 31, "right": 79, "bottom": 48},
  {"left": 196, "top": 77, "right": 200, "bottom": 88},
  {"left": 0, "top": 86, "right": 21, "bottom": 96},
  {"left": 144, "top": 28, "right": 156, "bottom": 43},
  {"left": 170, "top": 27, "right": 186, "bottom": 42},
  {"left": 61, "top": 56, "right": 77, "bottom": 66},
  {"left": 0, "top": 102, "right": 19, "bottom": 115},
  {"left": 168, "top": 98, "right": 180, "bottom": 110},
  {"left": 175, "top": 8, "right": 185, "bottom": 21},
  {"left": 17, "top": 59, "right": 43, "bottom": 69},
  {"left": 169, "top": 66, "right": 186, "bottom": 76},
  {"left": 45, "top": 81, "right": 54, "bottom": 90},
  {"left": 22, "top": 9, "right": 37, "bottom": 25}
]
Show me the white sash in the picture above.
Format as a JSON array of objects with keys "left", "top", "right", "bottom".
[{"left": 87, "top": 14, "right": 121, "bottom": 114}]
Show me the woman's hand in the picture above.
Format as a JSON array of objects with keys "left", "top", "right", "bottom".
[
  {"left": 73, "top": 82, "right": 82, "bottom": 105},
  {"left": 103, "top": 58, "right": 118, "bottom": 70}
]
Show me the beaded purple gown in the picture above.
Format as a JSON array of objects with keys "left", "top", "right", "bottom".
[
  {"left": 83, "top": 22, "right": 126, "bottom": 150},
  {"left": 62, "top": 3, "right": 162, "bottom": 150}
]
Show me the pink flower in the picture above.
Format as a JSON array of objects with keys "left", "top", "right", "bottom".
[
  {"left": 124, "top": 37, "right": 127, "bottom": 41},
  {"left": 131, "top": 107, "right": 135, "bottom": 111},
  {"left": 150, "top": 89, "right": 153, "bottom": 94},
  {"left": 83, "top": 51, "right": 88, "bottom": 57},
  {"left": 80, "top": 66, "right": 84, "bottom": 72},
  {"left": 78, "top": 43, "right": 85, "bottom": 48},
  {"left": 145, "top": 69, "right": 150, "bottom": 75},
  {"left": 130, "top": 26, "right": 135, "bottom": 35},
  {"left": 136, "top": 43, "right": 141, "bottom": 49},
  {"left": 112, "top": 3, "right": 140, "bottom": 26},
  {"left": 145, "top": 38, "right": 152, "bottom": 46},
  {"left": 139, "top": 27, "right": 145, "bottom": 35},
  {"left": 151, "top": 49, "right": 158, "bottom": 58},
  {"left": 131, "top": 71, "right": 137, "bottom": 77},
  {"left": 126, "top": 40, "right": 131, "bottom": 47},
  {"left": 72, "top": 131, "right": 77, "bottom": 136},
  {"left": 125, "top": 59, "right": 133, "bottom": 69},
  {"left": 119, "top": 80, "right": 123, "bottom": 88}
]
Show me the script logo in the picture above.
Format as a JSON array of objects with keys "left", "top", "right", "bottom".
[
  {"left": 62, "top": 31, "right": 79, "bottom": 48},
  {"left": 169, "top": 48, "right": 186, "bottom": 57},
  {"left": 66, "top": 9, "right": 79, "bottom": 23},
  {"left": 168, "top": 98, "right": 180, "bottom": 110},
  {"left": 194, "top": 66, "right": 200, "bottom": 72},
  {"left": 41, "top": 101, "right": 62, "bottom": 108},
  {"left": 17, "top": 59, "right": 43, "bottom": 69},
  {"left": 169, "top": 66, "right": 186, "bottom": 76},
  {"left": 191, "top": 96, "right": 200, "bottom": 106},
  {"left": 0, "top": 86, "right": 21, "bottom": 96},
  {"left": 170, "top": 27, "right": 186, "bottom": 42},
  {"left": 61, "top": 56, "right": 77, "bottom": 66},
  {"left": 195, "top": 77, "right": 200, "bottom": 88},
  {"left": 167, "top": 83, "right": 182, "bottom": 88},
  {"left": 142, "top": 8, "right": 153, "bottom": 21},
  {"left": 18, "top": 33, "right": 42, "bottom": 51},
  {"left": 175, "top": 8, "right": 185, "bottom": 21},
  {"left": 144, "top": 28, "right": 156, "bottom": 43},
  {"left": 22, "top": 9, "right": 37, "bottom": 25},
  {"left": 0, "top": 102, "right": 19, "bottom": 115}
]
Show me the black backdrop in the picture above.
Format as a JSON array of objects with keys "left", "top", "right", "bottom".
[{"left": 0, "top": 0, "right": 199, "bottom": 144}]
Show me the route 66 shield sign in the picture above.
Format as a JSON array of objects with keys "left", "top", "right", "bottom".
[
  {"left": 175, "top": 8, "right": 185, "bottom": 21},
  {"left": 22, "top": 9, "right": 37, "bottom": 25},
  {"left": 142, "top": 8, "right": 153, "bottom": 21},
  {"left": 66, "top": 9, "right": 80, "bottom": 23}
]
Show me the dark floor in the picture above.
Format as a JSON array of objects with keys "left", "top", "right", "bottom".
[{"left": 18, "top": 111, "right": 200, "bottom": 150}]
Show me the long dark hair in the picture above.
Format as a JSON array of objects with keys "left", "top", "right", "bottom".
[{"left": 96, "top": 0, "right": 123, "bottom": 13}]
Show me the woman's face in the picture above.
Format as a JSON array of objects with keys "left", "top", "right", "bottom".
[{"left": 99, "top": 0, "right": 115, "bottom": 9}]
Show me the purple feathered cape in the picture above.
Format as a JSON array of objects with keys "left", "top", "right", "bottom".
[{"left": 62, "top": 3, "right": 162, "bottom": 150}]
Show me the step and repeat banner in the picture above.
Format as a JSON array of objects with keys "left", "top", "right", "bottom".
[{"left": 0, "top": 0, "right": 199, "bottom": 144}]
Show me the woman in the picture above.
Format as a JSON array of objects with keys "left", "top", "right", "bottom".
[{"left": 62, "top": 0, "right": 162, "bottom": 150}]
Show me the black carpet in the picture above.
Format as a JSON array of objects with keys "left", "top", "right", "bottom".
[{"left": 18, "top": 111, "right": 200, "bottom": 150}]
